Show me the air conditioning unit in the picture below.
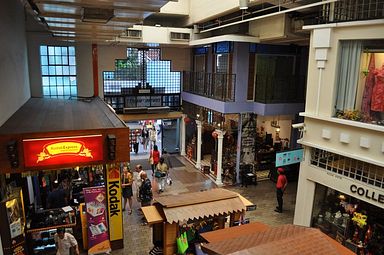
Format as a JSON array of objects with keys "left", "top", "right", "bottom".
[
  {"left": 170, "top": 32, "right": 190, "bottom": 41},
  {"left": 124, "top": 29, "right": 142, "bottom": 39},
  {"left": 82, "top": 7, "right": 114, "bottom": 24}
]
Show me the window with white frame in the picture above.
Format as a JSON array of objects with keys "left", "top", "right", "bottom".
[
  {"left": 40, "top": 45, "right": 77, "bottom": 99},
  {"left": 335, "top": 40, "right": 384, "bottom": 125}
]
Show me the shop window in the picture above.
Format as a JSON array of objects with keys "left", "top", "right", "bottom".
[
  {"left": 253, "top": 54, "right": 305, "bottom": 103},
  {"left": 40, "top": 45, "right": 77, "bottom": 99},
  {"left": 311, "top": 184, "right": 384, "bottom": 254},
  {"left": 335, "top": 39, "right": 384, "bottom": 126}
]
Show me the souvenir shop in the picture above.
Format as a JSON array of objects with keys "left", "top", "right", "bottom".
[
  {"left": 0, "top": 98, "right": 130, "bottom": 255},
  {"left": 311, "top": 184, "right": 384, "bottom": 254},
  {"left": 183, "top": 101, "right": 298, "bottom": 185},
  {"left": 183, "top": 102, "right": 239, "bottom": 185},
  {"left": 141, "top": 188, "right": 254, "bottom": 255}
]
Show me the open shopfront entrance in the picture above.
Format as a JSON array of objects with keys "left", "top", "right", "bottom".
[
  {"left": 127, "top": 118, "right": 180, "bottom": 159},
  {"left": 0, "top": 98, "right": 130, "bottom": 255},
  {"left": 182, "top": 106, "right": 300, "bottom": 186},
  {"left": 311, "top": 183, "right": 384, "bottom": 254}
]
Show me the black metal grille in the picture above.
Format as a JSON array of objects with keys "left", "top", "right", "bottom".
[{"left": 311, "top": 148, "right": 384, "bottom": 189}]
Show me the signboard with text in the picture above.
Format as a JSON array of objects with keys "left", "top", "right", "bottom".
[
  {"left": 23, "top": 135, "right": 103, "bottom": 168},
  {"left": 106, "top": 165, "right": 123, "bottom": 243},
  {"left": 84, "top": 186, "right": 111, "bottom": 255},
  {"left": 275, "top": 148, "right": 304, "bottom": 167}
]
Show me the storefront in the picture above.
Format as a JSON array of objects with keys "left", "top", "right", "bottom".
[
  {"left": 141, "top": 188, "right": 253, "bottom": 255},
  {"left": 311, "top": 183, "right": 384, "bottom": 254},
  {"left": 0, "top": 98, "right": 130, "bottom": 255}
]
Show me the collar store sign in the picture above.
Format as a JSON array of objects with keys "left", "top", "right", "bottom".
[{"left": 23, "top": 135, "right": 103, "bottom": 167}]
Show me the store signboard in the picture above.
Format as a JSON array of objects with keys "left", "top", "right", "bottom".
[
  {"left": 275, "top": 148, "right": 304, "bottom": 167},
  {"left": 83, "top": 186, "right": 111, "bottom": 255},
  {"left": 106, "top": 165, "right": 123, "bottom": 242},
  {"left": 23, "top": 135, "right": 103, "bottom": 168}
]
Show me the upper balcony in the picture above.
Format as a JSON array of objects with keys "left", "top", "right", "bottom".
[
  {"left": 316, "top": 0, "right": 384, "bottom": 24},
  {"left": 182, "top": 71, "right": 236, "bottom": 102}
]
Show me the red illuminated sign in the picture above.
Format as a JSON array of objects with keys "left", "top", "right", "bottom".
[{"left": 23, "top": 135, "right": 104, "bottom": 167}]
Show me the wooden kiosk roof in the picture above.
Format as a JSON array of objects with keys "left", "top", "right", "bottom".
[
  {"left": 0, "top": 97, "right": 130, "bottom": 173},
  {"left": 200, "top": 224, "right": 355, "bottom": 255},
  {"left": 142, "top": 189, "right": 251, "bottom": 224},
  {"left": 0, "top": 97, "right": 126, "bottom": 134}
]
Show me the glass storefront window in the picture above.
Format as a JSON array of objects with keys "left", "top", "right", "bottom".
[
  {"left": 312, "top": 183, "right": 384, "bottom": 254},
  {"left": 335, "top": 39, "right": 384, "bottom": 126}
]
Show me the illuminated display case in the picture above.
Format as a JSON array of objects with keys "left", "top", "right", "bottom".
[{"left": 0, "top": 188, "right": 26, "bottom": 255}]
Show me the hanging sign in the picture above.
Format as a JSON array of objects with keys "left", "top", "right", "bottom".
[
  {"left": 106, "top": 165, "right": 123, "bottom": 242},
  {"left": 23, "top": 135, "right": 103, "bottom": 167},
  {"left": 275, "top": 148, "right": 304, "bottom": 167},
  {"left": 83, "top": 186, "right": 111, "bottom": 255}
]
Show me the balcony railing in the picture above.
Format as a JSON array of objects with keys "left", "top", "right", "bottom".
[
  {"left": 254, "top": 75, "right": 306, "bottom": 104},
  {"left": 318, "top": 0, "right": 384, "bottom": 24},
  {"left": 183, "top": 71, "right": 236, "bottom": 102}
]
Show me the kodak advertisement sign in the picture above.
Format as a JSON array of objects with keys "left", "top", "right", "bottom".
[{"left": 106, "top": 165, "right": 123, "bottom": 242}]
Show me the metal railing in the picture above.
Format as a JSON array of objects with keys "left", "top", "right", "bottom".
[
  {"left": 104, "top": 93, "right": 181, "bottom": 114},
  {"left": 183, "top": 71, "right": 236, "bottom": 102},
  {"left": 311, "top": 148, "right": 384, "bottom": 189},
  {"left": 318, "top": 0, "right": 384, "bottom": 24}
]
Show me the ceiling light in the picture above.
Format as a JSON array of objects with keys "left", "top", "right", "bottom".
[{"left": 239, "top": 0, "right": 249, "bottom": 10}]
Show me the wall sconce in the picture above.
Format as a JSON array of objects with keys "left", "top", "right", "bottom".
[
  {"left": 239, "top": 0, "right": 249, "bottom": 10},
  {"left": 275, "top": 127, "right": 280, "bottom": 132}
]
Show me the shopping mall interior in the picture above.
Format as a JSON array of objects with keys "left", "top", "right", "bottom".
[{"left": 0, "top": 0, "right": 383, "bottom": 254}]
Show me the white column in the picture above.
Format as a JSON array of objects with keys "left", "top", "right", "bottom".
[
  {"left": 180, "top": 114, "right": 186, "bottom": 156},
  {"left": 195, "top": 120, "right": 202, "bottom": 169},
  {"left": 215, "top": 129, "right": 226, "bottom": 186}
]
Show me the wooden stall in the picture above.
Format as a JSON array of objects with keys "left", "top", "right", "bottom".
[
  {"left": 141, "top": 188, "right": 254, "bottom": 255},
  {"left": 0, "top": 97, "right": 130, "bottom": 254}
]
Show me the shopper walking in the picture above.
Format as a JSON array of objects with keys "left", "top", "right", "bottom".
[
  {"left": 134, "top": 164, "right": 145, "bottom": 201},
  {"left": 275, "top": 167, "right": 288, "bottom": 213},
  {"left": 156, "top": 157, "right": 169, "bottom": 193},
  {"left": 139, "top": 172, "right": 153, "bottom": 225},
  {"left": 121, "top": 166, "right": 133, "bottom": 214},
  {"left": 54, "top": 227, "right": 79, "bottom": 255},
  {"left": 149, "top": 145, "right": 160, "bottom": 176}
]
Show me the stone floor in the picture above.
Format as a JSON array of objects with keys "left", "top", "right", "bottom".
[{"left": 113, "top": 155, "right": 297, "bottom": 255}]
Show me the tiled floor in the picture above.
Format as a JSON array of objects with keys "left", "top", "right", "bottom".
[{"left": 113, "top": 155, "right": 297, "bottom": 255}]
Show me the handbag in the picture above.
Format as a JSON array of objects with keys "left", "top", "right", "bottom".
[
  {"left": 176, "top": 231, "right": 188, "bottom": 254},
  {"left": 167, "top": 176, "right": 172, "bottom": 186},
  {"left": 154, "top": 171, "right": 163, "bottom": 178}
]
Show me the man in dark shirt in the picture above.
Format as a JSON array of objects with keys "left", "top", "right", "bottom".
[{"left": 47, "top": 181, "right": 68, "bottom": 209}]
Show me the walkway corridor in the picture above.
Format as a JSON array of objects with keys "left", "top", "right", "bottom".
[{"left": 115, "top": 155, "right": 297, "bottom": 255}]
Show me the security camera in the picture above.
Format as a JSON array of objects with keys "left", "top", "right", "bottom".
[{"left": 292, "top": 123, "right": 305, "bottom": 129}]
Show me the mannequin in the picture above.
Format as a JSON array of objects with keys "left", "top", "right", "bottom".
[{"left": 371, "top": 64, "right": 384, "bottom": 121}]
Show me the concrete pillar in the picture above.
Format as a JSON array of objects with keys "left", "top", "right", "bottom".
[
  {"left": 215, "top": 129, "right": 226, "bottom": 186},
  {"left": 195, "top": 120, "right": 202, "bottom": 169},
  {"left": 180, "top": 114, "right": 186, "bottom": 156}
]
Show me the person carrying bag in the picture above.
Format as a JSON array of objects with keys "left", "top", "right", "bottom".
[{"left": 155, "top": 157, "right": 168, "bottom": 193}]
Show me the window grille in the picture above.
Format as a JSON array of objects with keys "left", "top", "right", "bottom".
[
  {"left": 40, "top": 45, "right": 77, "bottom": 99},
  {"left": 310, "top": 148, "right": 384, "bottom": 189}
]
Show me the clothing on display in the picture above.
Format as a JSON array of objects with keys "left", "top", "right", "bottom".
[{"left": 371, "top": 64, "right": 384, "bottom": 112}]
